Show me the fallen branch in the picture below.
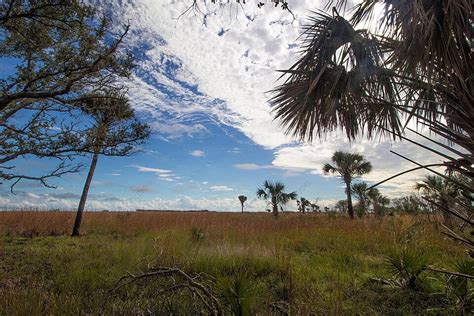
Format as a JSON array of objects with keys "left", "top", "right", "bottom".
[
  {"left": 426, "top": 266, "right": 474, "bottom": 280},
  {"left": 101, "top": 266, "right": 223, "bottom": 315}
]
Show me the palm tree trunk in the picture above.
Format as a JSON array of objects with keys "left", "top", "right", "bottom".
[
  {"left": 346, "top": 182, "right": 354, "bottom": 219},
  {"left": 272, "top": 196, "right": 278, "bottom": 218},
  {"left": 241, "top": 203, "right": 244, "bottom": 213},
  {"left": 373, "top": 202, "right": 380, "bottom": 216},
  {"left": 360, "top": 198, "right": 366, "bottom": 215},
  {"left": 72, "top": 151, "right": 99, "bottom": 236},
  {"left": 441, "top": 199, "right": 453, "bottom": 227}
]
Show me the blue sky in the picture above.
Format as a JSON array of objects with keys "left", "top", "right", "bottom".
[{"left": 1, "top": 1, "right": 448, "bottom": 211}]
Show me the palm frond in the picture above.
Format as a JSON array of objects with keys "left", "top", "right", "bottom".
[
  {"left": 272, "top": 0, "right": 473, "bottom": 154},
  {"left": 271, "top": 11, "right": 404, "bottom": 141},
  {"left": 280, "top": 191, "right": 298, "bottom": 204},
  {"left": 322, "top": 163, "right": 336, "bottom": 174},
  {"left": 256, "top": 188, "right": 268, "bottom": 199},
  {"left": 354, "top": 161, "right": 372, "bottom": 175}
]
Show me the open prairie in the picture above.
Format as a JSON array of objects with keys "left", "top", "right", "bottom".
[
  {"left": 2, "top": 0, "right": 473, "bottom": 314},
  {"left": 0, "top": 211, "right": 467, "bottom": 315}
]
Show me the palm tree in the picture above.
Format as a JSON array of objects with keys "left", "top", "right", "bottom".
[
  {"left": 270, "top": 0, "right": 473, "bottom": 233},
  {"left": 367, "top": 188, "right": 390, "bottom": 217},
  {"left": 351, "top": 182, "right": 369, "bottom": 216},
  {"left": 323, "top": 151, "right": 372, "bottom": 219},
  {"left": 414, "top": 175, "right": 460, "bottom": 227},
  {"left": 71, "top": 93, "right": 149, "bottom": 236},
  {"left": 271, "top": 1, "right": 472, "bottom": 155},
  {"left": 310, "top": 203, "right": 320, "bottom": 212},
  {"left": 256, "top": 180, "right": 297, "bottom": 218},
  {"left": 297, "top": 197, "right": 310, "bottom": 213},
  {"left": 238, "top": 195, "right": 247, "bottom": 213},
  {"left": 334, "top": 200, "right": 348, "bottom": 214}
]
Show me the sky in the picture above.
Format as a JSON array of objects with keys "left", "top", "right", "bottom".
[{"left": 1, "top": 0, "right": 452, "bottom": 212}]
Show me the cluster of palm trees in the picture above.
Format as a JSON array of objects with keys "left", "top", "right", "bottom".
[
  {"left": 256, "top": 0, "right": 472, "bottom": 292},
  {"left": 248, "top": 151, "right": 467, "bottom": 225},
  {"left": 414, "top": 175, "right": 471, "bottom": 228},
  {"left": 297, "top": 197, "right": 319, "bottom": 213},
  {"left": 246, "top": 151, "right": 467, "bottom": 227},
  {"left": 268, "top": 0, "right": 472, "bottom": 258},
  {"left": 352, "top": 183, "right": 390, "bottom": 217},
  {"left": 240, "top": 150, "right": 393, "bottom": 219}
]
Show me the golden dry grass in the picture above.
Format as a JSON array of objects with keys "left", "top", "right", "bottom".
[
  {"left": 0, "top": 210, "right": 427, "bottom": 236},
  {"left": 0, "top": 211, "right": 468, "bottom": 314}
]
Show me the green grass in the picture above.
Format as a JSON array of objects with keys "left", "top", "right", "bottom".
[{"left": 0, "top": 211, "right": 470, "bottom": 315}]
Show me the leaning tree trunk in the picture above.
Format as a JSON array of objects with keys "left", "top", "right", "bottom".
[
  {"left": 72, "top": 151, "right": 99, "bottom": 236},
  {"left": 346, "top": 182, "right": 354, "bottom": 219}
]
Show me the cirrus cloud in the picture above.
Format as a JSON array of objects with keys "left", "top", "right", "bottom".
[
  {"left": 190, "top": 150, "right": 205, "bottom": 157},
  {"left": 210, "top": 185, "right": 233, "bottom": 192}
]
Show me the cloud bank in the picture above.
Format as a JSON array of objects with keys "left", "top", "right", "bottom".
[{"left": 8, "top": 1, "right": 458, "bottom": 211}]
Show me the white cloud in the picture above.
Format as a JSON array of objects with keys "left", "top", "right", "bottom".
[
  {"left": 233, "top": 163, "right": 274, "bottom": 170},
  {"left": 158, "top": 173, "right": 174, "bottom": 178},
  {"left": 228, "top": 147, "right": 241, "bottom": 154},
  {"left": 86, "top": 0, "right": 307, "bottom": 148},
  {"left": 159, "top": 178, "right": 174, "bottom": 182},
  {"left": 151, "top": 122, "right": 209, "bottom": 140},
  {"left": 210, "top": 185, "right": 233, "bottom": 192},
  {"left": 132, "top": 165, "right": 173, "bottom": 175},
  {"left": 270, "top": 131, "right": 451, "bottom": 196},
  {"left": 130, "top": 185, "right": 154, "bottom": 193},
  {"left": 233, "top": 162, "right": 306, "bottom": 175},
  {"left": 98, "top": 4, "right": 394, "bottom": 148},
  {"left": 132, "top": 165, "right": 181, "bottom": 182},
  {"left": 0, "top": 193, "right": 274, "bottom": 212},
  {"left": 26, "top": 192, "right": 40, "bottom": 199},
  {"left": 80, "top": 1, "right": 463, "bottom": 204},
  {"left": 190, "top": 149, "right": 205, "bottom": 157}
]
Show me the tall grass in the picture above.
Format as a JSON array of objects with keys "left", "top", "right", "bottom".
[{"left": 0, "top": 211, "right": 468, "bottom": 314}]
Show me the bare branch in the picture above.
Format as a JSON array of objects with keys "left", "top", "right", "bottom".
[{"left": 102, "top": 266, "right": 223, "bottom": 315}]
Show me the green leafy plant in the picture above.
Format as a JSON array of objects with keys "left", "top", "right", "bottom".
[
  {"left": 444, "top": 259, "right": 474, "bottom": 312},
  {"left": 218, "top": 273, "right": 262, "bottom": 316},
  {"left": 190, "top": 227, "right": 205, "bottom": 242},
  {"left": 385, "top": 249, "right": 430, "bottom": 291}
]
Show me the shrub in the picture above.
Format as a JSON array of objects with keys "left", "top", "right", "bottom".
[{"left": 385, "top": 249, "right": 430, "bottom": 291}]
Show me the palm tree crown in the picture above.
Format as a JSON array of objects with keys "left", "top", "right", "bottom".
[
  {"left": 414, "top": 175, "right": 460, "bottom": 226},
  {"left": 415, "top": 176, "right": 459, "bottom": 199},
  {"left": 256, "top": 180, "right": 297, "bottom": 218},
  {"left": 367, "top": 188, "right": 390, "bottom": 216},
  {"left": 271, "top": 1, "right": 473, "bottom": 157},
  {"left": 238, "top": 195, "right": 247, "bottom": 213},
  {"left": 323, "top": 151, "right": 372, "bottom": 183},
  {"left": 323, "top": 151, "right": 372, "bottom": 219}
]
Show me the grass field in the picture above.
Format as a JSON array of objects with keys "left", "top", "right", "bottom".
[{"left": 0, "top": 211, "right": 469, "bottom": 315}]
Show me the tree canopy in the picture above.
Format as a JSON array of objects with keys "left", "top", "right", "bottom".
[{"left": 0, "top": 0, "right": 134, "bottom": 190}]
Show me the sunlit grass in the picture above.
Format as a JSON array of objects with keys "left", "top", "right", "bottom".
[{"left": 0, "top": 211, "right": 467, "bottom": 314}]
